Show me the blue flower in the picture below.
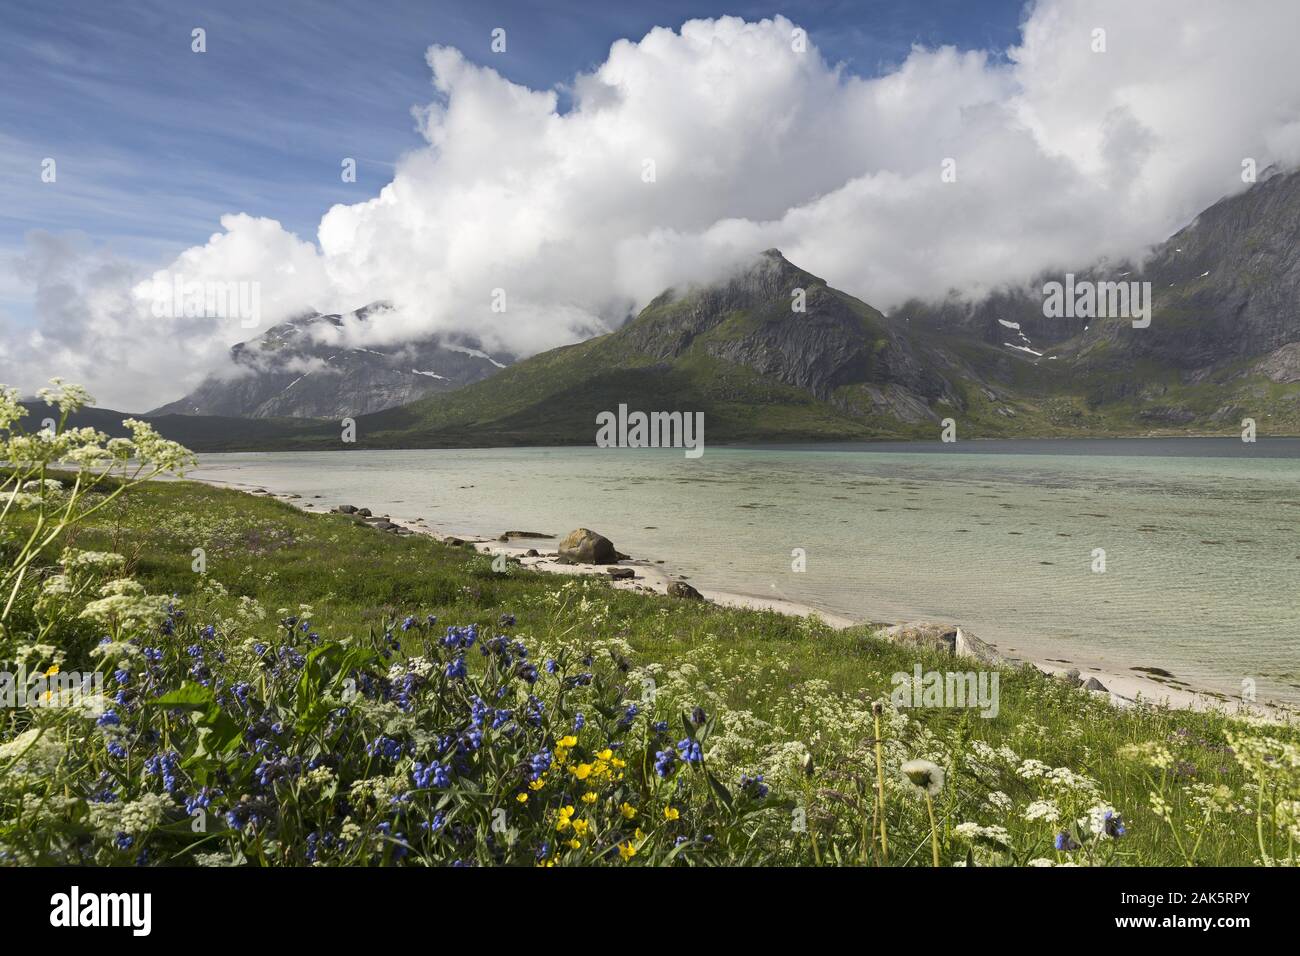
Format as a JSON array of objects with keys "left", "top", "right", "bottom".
[
  {"left": 96, "top": 710, "right": 121, "bottom": 728},
  {"left": 654, "top": 749, "right": 678, "bottom": 778},
  {"left": 445, "top": 655, "right": 468, "bottom": 679},
  {"left": 412, "top": 760, "right": 450, "bottom": 789},
  {"left": 366, "top": 736, "right": 404, "bottom": 761},
  {"left": 527, "top": 749, "right": 553, "bottom": 781},
  {"left": 143, "top": 750, "right": 181, "bottom": 793},
  {"left": 572, "top": 713, "right": 585, "bottom": 732},
  {"left": 676, "top": 737, "right": 703, "bottom": 764}
]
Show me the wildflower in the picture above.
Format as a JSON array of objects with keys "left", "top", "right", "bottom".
[
  {"left": 528, "top": 749, "right": 553, "bottom": 781},
  {"left": 619, "top": 802, "right": 637, "bottom": 820},
  {"left": 581, "top": 792, "right": 597, "bottom": 804},
  {"left": 1023, "top": 800, "right": 1061, "bottom": 824},
  {"left": 663, "top": 806, "right": 680, "bottom": 821},
  {"left": 901, "top": 759, "right": 945, "bottom": 796},
  {"left": 739, "top": 774, "right": 769, "bottom": 799},
  {"left": 676, "top": 738, "right": 703, "bottom": 764},
  {"left": 654, "top": 749, "right": 678, "bottom": 778},
  {"left": 1054, "top": 831, "right": 1080, "bottom": 852},
  {"left": 618, "top": 841, "right": 637, "bottom": 861},
  {"left": 556, "top": 806, "right": 576, "bottom": 832},
  {"left": 411, "top": 761, "right": 450, "bottom": 789},
  {"left": 902, "top": 758, "right": 945, "bottom": 868}
]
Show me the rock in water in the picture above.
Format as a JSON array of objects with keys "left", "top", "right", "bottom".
[
  {"left": 667, "top": 581, "right": 704, "bottom": 600},
  {"left": 558, "top": 528, "right": 618, "bottom": 564}
]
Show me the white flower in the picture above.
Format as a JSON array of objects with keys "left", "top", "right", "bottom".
[
  {"left": 901, "top": 758, "right": 945, "bottom": 795},
  {"left": 36, "top": 378, "right": 94, "bottom": 415},
  {"left": 954, "top": 822, "right": 1011, "bottom": 846},
  {"left": 1023, "top": 800, "right": 1061, "bottom": 824}
]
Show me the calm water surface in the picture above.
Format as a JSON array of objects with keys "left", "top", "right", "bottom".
[{"left": 189, "top": 439, "right": 1300, "bottom": 704}]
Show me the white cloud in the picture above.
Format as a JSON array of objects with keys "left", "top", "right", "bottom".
[{"left": 5, "top": 0, "right": 1300, "bottom": 410}]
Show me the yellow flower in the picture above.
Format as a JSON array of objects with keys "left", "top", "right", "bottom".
[
  {"left": 555, "top": 749, "right": 570, "bottom": 765},
  {"left": 571, "top": 762, "right": 594, "bottom": 780},
  {"left": 618, "top": 841, "right": 638, "bottom": 861},
  {"left": 572, "top": 818, "right": 590, "bottom": 837},
  {"left": 557, "top": 736, "right": 578, "bottom": 748},
  {"left": 581, "top": 791, "right": 597, "bottom": 804},
  {"left": 516, "top": 793, "right": 528, "bottom": 803},
  {"left": 611, "top": 757, "right": 626, "bottom": 769},
  {"left": 528, "top": 777, "right": 545, "bottom": 791},
  {"left": 566, "top": 838, "right": 581, "bottom": 850},
  {"left": 45, "top": 665, "right": 60, "bottom": 676},
  {"left": 663, "top": 806, "right": 680, "bottom": 821},
  {"left": 555, "top": 806, "right": 575, "bottom": 831},
  {"left": 634, "top": 828, "right": 645, "bottom": 841},
  {"left": 595, "top": 748, "right": 613, "bottom": 761},
  {"left": 619, "top": 802, "right": 637, "bottom": 820}
]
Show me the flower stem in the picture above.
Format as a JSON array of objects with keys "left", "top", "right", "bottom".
[{"left": 924, "top": 792, "right": 940, "bottom": 867}]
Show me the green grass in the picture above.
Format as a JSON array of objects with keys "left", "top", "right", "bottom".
[{"left": 11, "top": 477, "right": 1298, "bottom": 866}]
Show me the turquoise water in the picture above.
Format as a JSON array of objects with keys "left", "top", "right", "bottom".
[{"left": 190, "top": 440, "right": 1300, "bottom": 704}]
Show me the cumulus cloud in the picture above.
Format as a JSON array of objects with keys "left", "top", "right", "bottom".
[{"left": 5, "top": 0, "right": 1300, "bottom": 410}]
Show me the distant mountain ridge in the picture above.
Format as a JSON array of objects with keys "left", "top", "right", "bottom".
[
  {"left": 31, "top": 167, "right": 1300, "bottom": 450},
  {"left": 149, "top": 303, "right": 511, "bottom": 419}
]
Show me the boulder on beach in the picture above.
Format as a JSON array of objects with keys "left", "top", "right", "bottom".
[
  {"left": 498, "top": 531, "right": 555, "bottom": 541},
  {"left": 1083, "top": 677, "right": 1109, "bottom": 692},
  {"left": 667, "top": 581, "right": 704, "bottom": 600},
  {"left": 525, "top": 548, "right": 540, "bottom": 557},
  {"left": 557, "top": 528, "right": 619, "bottom": 565},
  {"left": 335, "top": 505, "right": 358, "bottom": 514},
  {"left": 357, "top": 508, "right": 372, "bottom": 518},
  {"left": 879, "top": 621, "right": 1003, "bottom": 665},
  {"left": 607, "top": 567, "right": 635, "bottom": 580}
]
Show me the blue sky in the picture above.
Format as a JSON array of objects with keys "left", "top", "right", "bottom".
[{"left": 1, "top": 0, "right": 1025, "bottom": 264}]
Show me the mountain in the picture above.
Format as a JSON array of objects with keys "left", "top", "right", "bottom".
[
  {"left": 36, "top": 168, "right": 1300, "bottom": 451},
  {"left": 148, "top": 304, "right": 511, "bottom": 420},
  {"left": 337, "top": 250, "right": 1037, "bottom": 447},
  {"left": 904, "top": 165, "right": 1300, "bottom": 431}
]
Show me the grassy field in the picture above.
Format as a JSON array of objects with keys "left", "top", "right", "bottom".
[{"left": 4, "top": 473, "right": 1298, "bottom": 866}]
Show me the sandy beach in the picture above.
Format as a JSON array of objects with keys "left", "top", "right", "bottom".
[{"left": 187, "top": 473, "right": 1294, "bottom": 721}]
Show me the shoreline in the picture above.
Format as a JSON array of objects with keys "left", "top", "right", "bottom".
[{"left": 187, "top": 473, "right": 1294, "bottom": 721}]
